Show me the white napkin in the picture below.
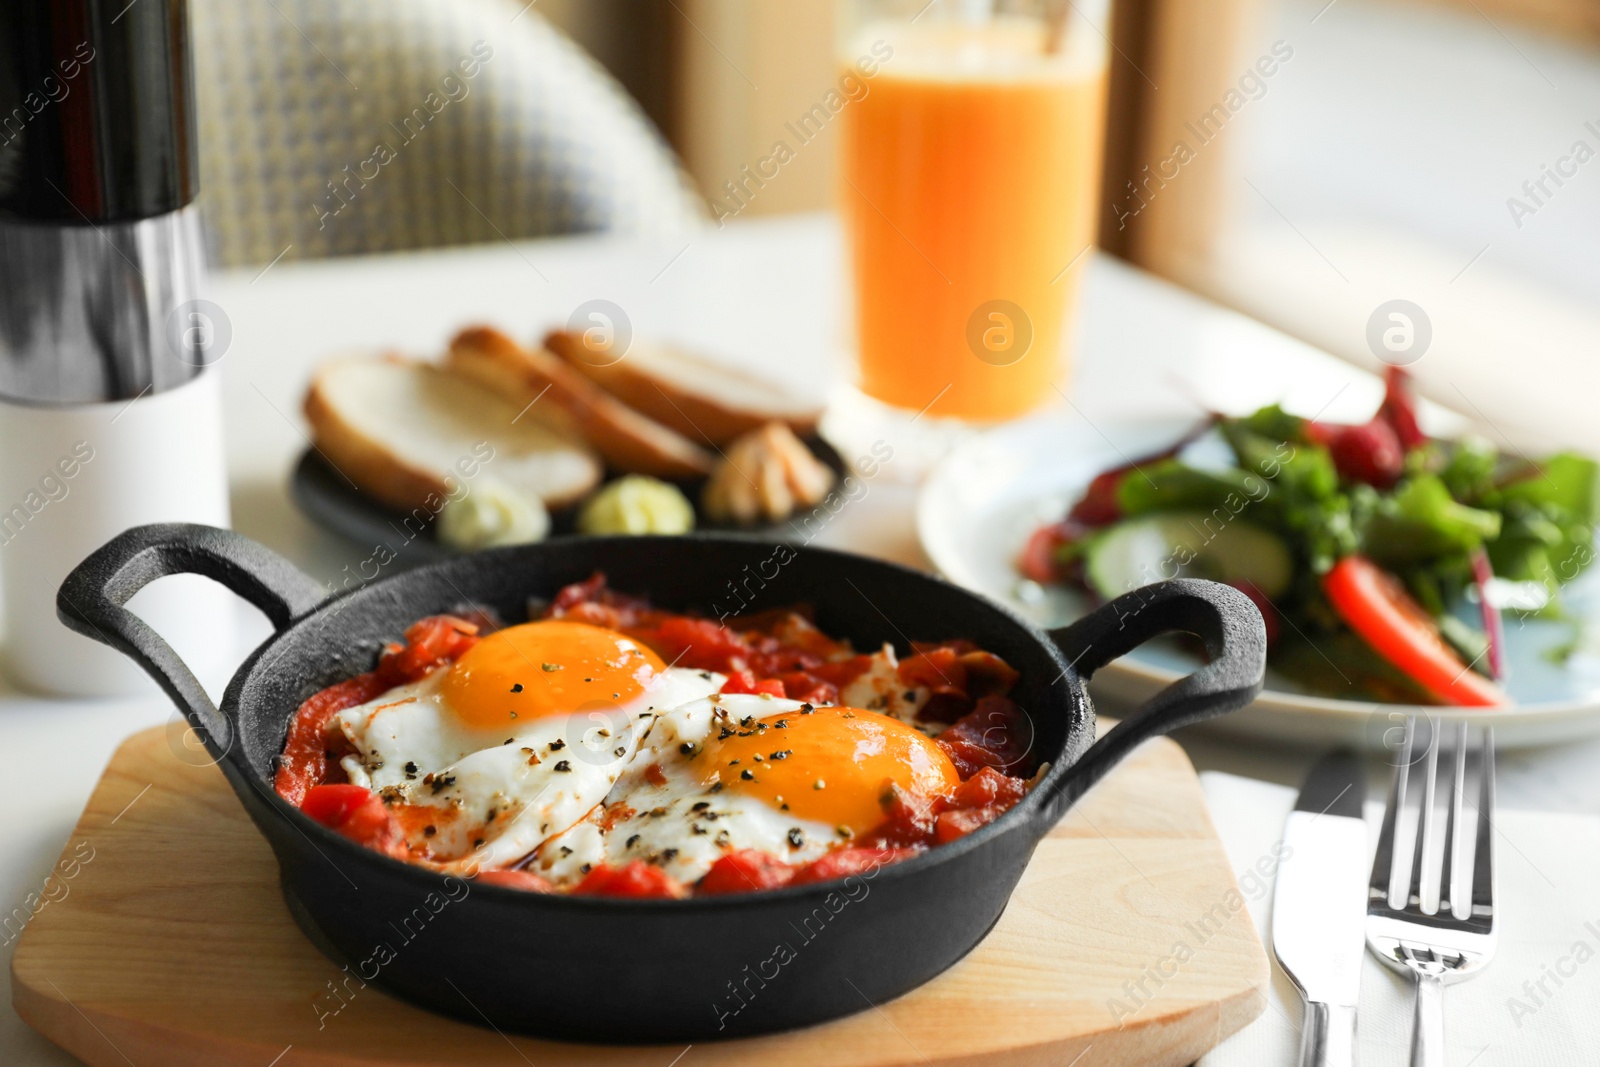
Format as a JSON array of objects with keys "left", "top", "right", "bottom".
[{"left": 1199, "top": 772, "right": 1600, "bottom": 1066}]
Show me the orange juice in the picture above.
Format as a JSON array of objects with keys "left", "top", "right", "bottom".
[{"left": 840, "top": 20, "right": 1107, "bottom": 420}]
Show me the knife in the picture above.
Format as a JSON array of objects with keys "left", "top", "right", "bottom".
[{"left": 1272, "top": 751, "right": 1369, "bottom": 1067}]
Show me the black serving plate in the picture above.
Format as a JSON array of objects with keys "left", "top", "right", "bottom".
[{"left": 289, "top": 434, "right": 849, "bottom": 563}]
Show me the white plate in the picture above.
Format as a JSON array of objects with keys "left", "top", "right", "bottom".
[{"left": 918, "top": 414, "right": 1600, "bottom": 749}]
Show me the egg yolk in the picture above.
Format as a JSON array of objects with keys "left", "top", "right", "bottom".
[
  {"left": 437, "top": 620, "right": 664, "bottom": 729},
  {"left": 704, "top": 705, "right": 960, "bottom": 837}
]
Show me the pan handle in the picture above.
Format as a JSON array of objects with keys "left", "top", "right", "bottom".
[
  {"left": 1038, "top": 578, "right": 1266, "bottom": 824},
  {"left": 57, "top": 523, "right": 328, "bottom": 758}
]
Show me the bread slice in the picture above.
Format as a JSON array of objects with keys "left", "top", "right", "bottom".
[
  {"left": 304, "top": 356, "right": 602, "bottom": 512},
  {"left": 445, "top": 326, "right": 715, "bottom": 480},
  {"left": 543, "top": 329, "right": 822, "bottom": 447}
]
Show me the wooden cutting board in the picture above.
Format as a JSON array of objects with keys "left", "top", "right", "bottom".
[{"left": 13, "top": 721, "right": 1267, "bottom": 1067}]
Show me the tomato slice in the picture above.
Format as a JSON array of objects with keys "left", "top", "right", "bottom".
[{"left": 1323, "top": 556, "right": 1507, "bottom": 707}]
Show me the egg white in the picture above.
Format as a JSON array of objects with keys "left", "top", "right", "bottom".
[
  {"left": 331, "top": 665, "right": 724, "bottom": 872},
  {"left": 839, "top": 644, "right": 933, "bottom": 730},
  {"left": 531, "top": 694, "right": 839, "bottom": 887}
]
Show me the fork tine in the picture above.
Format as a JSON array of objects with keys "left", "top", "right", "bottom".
[
  {"left": 1407, "top": 719, "right": 1440, "bottom": 912},
  {"left": 1471, "top": 727, "right": 1496, "bottom": 918},
  {"left": 1371, "top": 716, "right": 1413, "bottom": 907},
  {"left": 1440, "top": 721, "right": 1467, "bottom": 918}
]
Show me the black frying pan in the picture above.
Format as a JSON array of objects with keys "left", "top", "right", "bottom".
[{"left": 58, "top": 523, "right": 1265, "bottom": 1042}]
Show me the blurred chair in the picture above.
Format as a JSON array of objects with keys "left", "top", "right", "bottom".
[{"left": 189, "top": 0, "right": 705, "bottom": 268}]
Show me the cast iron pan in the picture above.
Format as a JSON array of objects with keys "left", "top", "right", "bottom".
[{"left": 57, "top": 524, "right": 1265, "bottom": 1042}]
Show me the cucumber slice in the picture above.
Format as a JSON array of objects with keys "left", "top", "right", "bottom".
[{"left": 1084, "top": 513, "right": 1293, "bottom": 600}]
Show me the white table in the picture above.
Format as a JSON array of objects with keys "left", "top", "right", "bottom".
[{"left": 4, "top": 214, "right": 1597, "bottom": 1064}]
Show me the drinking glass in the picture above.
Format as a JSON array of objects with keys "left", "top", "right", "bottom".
[{"left": 836, "top": 0, "right": 1110, "bottom": 429}]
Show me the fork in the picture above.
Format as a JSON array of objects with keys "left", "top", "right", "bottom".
[{"left": 1366, "top": 718, "right": 1496, "bottom": 1067}]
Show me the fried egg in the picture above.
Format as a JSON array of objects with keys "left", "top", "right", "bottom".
[
  {"left": 530, "top": 694, "right": 961, "bottom": 887},
  {"left": 331, "top": 620, "right": 722, "bottom": 873}
]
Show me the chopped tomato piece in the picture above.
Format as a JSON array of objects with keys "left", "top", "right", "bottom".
[
  {"left": 734, "top": 610, "right": 851, "bottom": 661},
  {"left": 697, "top": 850, "right": 796, "bottom": 895},
  {"left": 550, "top": 573, "right": 607, "bottom": 613},
  {"left": 545, "top": 572, "right": 660, "bottom": 632},
  {"left": 898, "top": 646, "right": 973, "bottom": 724},
  {"left": 790, "top": 848, "right": 918, "bottom": 885},
  {"left": 475, "top": 869, "right": 556, "bottom": 893},
  {"left": 934, "top": 805, "right": 1008, "bottom": 844},
  {"left": 274, "top": 614, "right": 482, "bottom": 805},
  {"left": 274, "top": 674, "right": 389, "bottom": 805},
  {"left": 653, "top": 617, "right": 751, "bottom": 673},
  {"left": 1067, "top": 468, "right": 1127, "bottom": 526},
  {"left": 872, "top": 783, "right": 941, "bottom": 847},
  {"left": 951, "top": 766, "right": 1030, "bottom": 809},
  {"left": 870, "top": 767, "right": 1030, "bottom": 848},
  {"left": 808, "top": 653, "right": 874, "bottom": 691},
  {"left": 898, "top": 643, "right": 1019, "bottom": 725},
  {"left": 1314, "top": 418, "right": 1405, "bottom": 489},
  {"left": 937, "top": 696, "right": 1034, "bottom": 777},
  {"left": 955, "top": 650, "right": 1020, "bottom": 699},
  {"left": 720, "top": 669, "right": 786, "bottom": 698},
  {"left": 1378, "top": 365, "right": 1426, "bottom": 450},
  {"left": 302, "top": 784, "right": 399, "bottom": 852},
  {"left": 1323, "top": 556, "right": 1507, "bottom": 706},
  {"left": 573, "top": 861, "right": 687, "bottom": 899},
  {"left": 776, "top": 672, "right": 839, "bottom": 705},
  {"left": 1019, "top": 524, "right": 1073, "bottom": 583},
  {"left": 376, "top": 614, "right": 482, "bottom": 684},
  {"left": 898, "top": 645, "right": 961, "bottom": 691},
  {"left": 932, "top": 770, "right": 1030, "bottom": 844}
]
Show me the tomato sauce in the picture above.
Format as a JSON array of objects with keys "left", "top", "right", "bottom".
[{"left": 277, "top": 576, "right": 1037, "bottom": 897}]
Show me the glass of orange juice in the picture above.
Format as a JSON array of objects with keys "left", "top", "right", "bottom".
[{"left": 836, "top": 0, "right": 1109, "bottom": 430}]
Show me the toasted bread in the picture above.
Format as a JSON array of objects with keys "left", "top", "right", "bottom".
[
  {"left": 543, "top": 329, "right": 822, "bottom": 447},
  {"left": 303, "top": 356, "right": 602, "bottom": 512},
  {"left": 445, "top": 326, "right": 716, "bottom": 480}
]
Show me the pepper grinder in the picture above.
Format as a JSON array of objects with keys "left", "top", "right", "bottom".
[{"left": 0, "top": 0, "right": 232, "bottom": 697}]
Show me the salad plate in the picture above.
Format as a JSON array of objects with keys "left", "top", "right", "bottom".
[{"left": 918, "top": 404, "right": 1600, "bottom": 749}]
